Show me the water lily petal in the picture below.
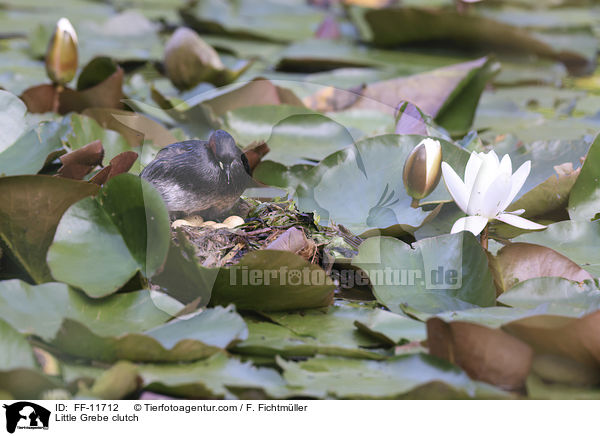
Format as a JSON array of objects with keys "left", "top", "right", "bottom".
[
  {"left": 485, "top": 150, "right": 500, "bottom": 170},
  {"left": 507, "top": 209, "right": 525, "bottom": 215},
  {"left": 467, "top": 153, "right": 501, "bottom": 215},
  {"left": 499, "top": 154, "right": 512, "bottom": 177},
  {"left": 480, "top": 171, "right": 512, "bottom": 218},
  {"left": 442, "top": 161, "right": 469, "bottom": 213},
  {"left": 450, "top": 215, "right": 489, "bottom": 236},
  {"left": 496, "top": 213, "right": 546, "bottom": 230},
  {"left": 464, "top": 152, "right": 483, "bottom": 192},
  {"left": 500, "top": 160, "right": 531, "bottom": 211}
]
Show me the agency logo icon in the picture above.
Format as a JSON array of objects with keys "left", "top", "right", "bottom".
[{"left": 2, "top": 402, "right": 50, "bottom": 434}]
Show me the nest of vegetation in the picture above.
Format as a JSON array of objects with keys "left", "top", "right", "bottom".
[{"left": 172, "top": 198, "right": 362, "bottom": 271}]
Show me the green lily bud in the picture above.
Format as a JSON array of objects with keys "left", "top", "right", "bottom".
[
  {"left": 164, "top": 27, "right": 225, "bottom": 91},
  {"left": 403, "top": 138, "right": 442, "bottom": 207},
  {"left": 45, "top": 17, "right": 79, "bottom": 85}
]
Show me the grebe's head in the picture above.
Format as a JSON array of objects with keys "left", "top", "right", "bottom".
[{"left": 208, "top": 130, "right": 243, "bottom": 184}]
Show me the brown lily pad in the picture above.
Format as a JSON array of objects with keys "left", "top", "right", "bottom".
[
  {"left": 427, "top": 317, "right": 533, "bottom": 391},
  {"left": 21, "top": 68, "right": 124, "bottom": 115},
  {"left": 502, "top": 311, "right": 600, "bottom": 370},
  {"left": 493, "top": 242, "right": 593, "bottom": 292}
]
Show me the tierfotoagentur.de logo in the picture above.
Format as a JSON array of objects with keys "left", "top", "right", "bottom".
[{"left": 2, "top": 402, "right": 50, "bottom": 434}]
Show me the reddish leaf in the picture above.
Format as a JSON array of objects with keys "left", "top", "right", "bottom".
[
  {"left": 315, "top": 16, "right": 341, "bottom": 39},
  {"left": 503, "top": 311, "right": 600, "bottom": 369},
  {"left": 57, "top": 140, "right": 104, "bottom": 180},
  {"left": 89, "top": 151, "right": 139, "bottom": 185},
  {"left": 21, "top": 68, "right": 124, "bottom": 115},
  {"left": 427, "top": 318, "right": 533, "bottom": 391},
  {"left": 243, "top": 141, "right": 270, "bottom": 171},
  {"left": 395, "top": 101, "right": 428, "bottom": 135}
]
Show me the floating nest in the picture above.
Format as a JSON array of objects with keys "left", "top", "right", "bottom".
[{"left": 171, "top": 198, "right": 362, "bottom": 272}]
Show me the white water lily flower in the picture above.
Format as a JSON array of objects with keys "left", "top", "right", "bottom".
[{"left": 441, "top": 150, "right": 546, "bottom": 236}]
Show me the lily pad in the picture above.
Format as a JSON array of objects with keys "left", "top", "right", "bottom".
[
  {"left": 305, "top": 57, "right": 499, "bottom": 134},
  {"left": 498, "top": 277, "right": 600, "bottom": 314},
  {"left": 513, "top": 220, "right": 600, "bottom": 276},
  {"left": 0, "top": 90, "right": 28, "bottom": 153},
  {"left": 493, "top": 242, "right": 593, "bottom": 292},
  {"left": 290, "top": 134, "right": 469, "bottom": 235},
  {"left": 350, "top": 6, "right": 595, "bottom": 67},
  {"left": 233, "top": 316, "right": 384, "bottom": 360},
  {"left": 493, "top": 136, "right": 592, "bottom": 209},
  {"left": 140, "top": 352, "right": 288, "bottom": 399},
  {"left": 47, "top": 174, "right": 170, "bottom": 297},
  {"left": 245, "top": 306, "right": 387, "bottom": 358},
  {"left": 0, "top": 318, "right": 36, "bottom": 371},
  {"left": 210, "top": 250, "right": 335, "bottom": 311},
  {"left": 181, "top": 0, "right": 324, "bottom": 43},
  {"left": 0, "top": 119, "right": 69, "bottom": 177},
  {"left": 0, "top": 176, "right": 98, "bottom": 283},
  {"left": 502, "top": 311, "right": 600, "bottom": 369},
  {"left": 0, "top": 280, "right": 175, "bottom": 341},
  {"left": 568, "top": 134, "right": 600, "bottom": 221},
  {"left": 49, "top": 306, "right": 247, "bottom": 363},
  {"left": 256, "top": 113, "right": 357, "bottom": 166},
  {"left": 278, "top": 354, "right": 510, "bottom": 399},
  {"left": 0, "top": 281, "right": 244, "bottom": 362},
  {"left": 353, "top": 308, "right": 427, "bottom": 344},
  {"left": 223, "top": 104, "right": 317, "bottom": 146},
  {"left": 277, "top": 38, "right": 467, "bottom": 73},
  {"left": 427, "top": 318, "right": 533, "bottom": 390},
  {"left": 352, "top": 233, "right": 496, "bottom": 314}
]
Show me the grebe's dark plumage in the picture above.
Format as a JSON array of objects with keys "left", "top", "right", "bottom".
[{"left": 140, "top": 130, "right": 251, "bottom": 219}]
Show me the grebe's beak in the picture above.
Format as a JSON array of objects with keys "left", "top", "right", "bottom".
[{"left": 225, "top": 165, "right": 231, "bottom": 184}]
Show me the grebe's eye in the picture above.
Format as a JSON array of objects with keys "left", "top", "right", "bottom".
[{"left": 219, "top": 161, "right": 224, "bottom": 170}]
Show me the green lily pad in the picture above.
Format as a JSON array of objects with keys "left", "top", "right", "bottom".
[
  {"left": 0, "top": 317, "right": 64, "bottom": 399},
  {"left": 210, "top": 250, "right": 335, "bottom": 311},
  {"left": 513, "top": 220, "right": 600, "bottom": 276},
  {"left": 0, "top": 120, "right": 69, "bottom": 177},
  {"left": 85, "top": 361, "right": 140, "bottom": 400},
  {"left": 498, "top": 277, "right": 600, "bottom": 312},
  {"left": 527, "top": 373, "right": 600, "bottom": 400},
  {"left": 353, "top": 308, "right": 427, "bottom": 344},
  {"left": 140, "top": 352, "right": 288, "bottom": 399},
  {"left": 0, "top": 318, "right": 36, "bottom": 371},
  {"left": 352, "top": 233, "right": 496, "bottom": 314},
  {"left": 49, "top": 306, "right": 247, "bottom": 363},
  {"left": 181, "top": 0, "right": 324, "bottom": 43},
  {"left": 278, "top": 354, "right": 510, "bottom": 399},
  {"left": 568, "top": 134, "right": 600, "bottom": 221},
  {"left": 233, "top": 317, "right": 384, "bottom": 360},
  {"left": 428, "top": 306, "right": 542, "bottom": 328},
  {"left": 0, "top": 90, "right": 28, "bottom": 153},
  {"left": 47, "top": 174, "right": 170, "bottom": 297},
  {"left": 235, "top": 306, "right": 388, "bottom": 359},
  {"left": 258, "top": 113, "right": 357, "bottom": 166},
  {"left": 0, "top": 176, "right": 99, "bottom": 283},
  {"left": 223, "top": 104, "right": 316, "bottom": 146},
  {"left": 350, "top": 6, "right": 595, "bottom": 66},
  {"left": 76, "top": 11, "right": 163, "bottom": 64},
  {"left": 0, "top": 280, "right": 245, "bottom": 362},
  {"left": 276, "top": 38, "right": 467, "bottom": 73},
  {"left": 0, "top": 280, "right": 175, "bottom": 341},
  {"left": 287, "top": 134, "right": 469, "bottom": 235},
  {"left": 154, "top": 232, "right": 335, "bottom": 311},
  {"left": 0, "top": 369, "right": 63, "bottom": 400}
]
